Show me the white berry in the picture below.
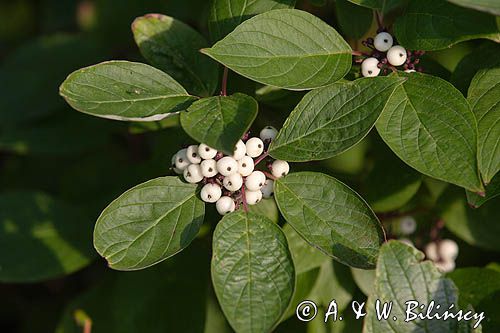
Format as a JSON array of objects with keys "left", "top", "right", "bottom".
[
  {"left": 439, "top": 239, "right": 459, "bottom": 261},
  {"left": 198, "top": 143, "right": 217, "bottom": 159},
  {"left": 245, "top": 190, "right": 263, "bottom": 205},
  {"left": 174, "top": 148, "right": 190, "bottom": 170},
  {"left": 245, "top": 137, "right": 264, "bottom": 158},
  {"left": 259, "top": 126, "right": 278, "bottom": 142},
  {"left": 216, "top": 196, "right": 235, "bottom": 215},
  {"left": 223, "top": 173, "right": 243, "bottom": 192},
  {"left": 200, "top": 159, "right": 217, "bottom": 178},
  {"left": 232, "top": 140, "right": 246, "bottom": 160},
  {"left": 271, "top": 160, "right": 289, "bottom": 178},
  {"left": 361, "top": 57, "right": 381, "bottom": 77},
  {"left": 245, "top": 171, "right": 266, "bottom": 191},
  {"left": 217, "top": 156, "right": 238, "bottom": 176},
  {"left": 374, "top": 32, "right": 393, "bottom": 52},
  {"left": 171, "top": 154, "right": 183, "bottom": 174},
  {"left": 183, "top": 164, "right": 203, "bottom": 183},
  {"left": 387, "top": 45, "right": 407, "bottom": 66},
  {"left": 186, "top": 145, "right": 201, "bottom": 164},
  {"left": 200, "top": 183, "right": 222, "bottom": 203},
  {"left": 435, "top": 259, "right": 456, "bottom": 273},
  {"left": 399, "top": 216, "right": 417, "bottom": 235},
  {"left": 238, "top": 156, "right": 254, "bottom": 177},
  {"left": 261, "top": 179, "right": 274, "bottom": 198}
]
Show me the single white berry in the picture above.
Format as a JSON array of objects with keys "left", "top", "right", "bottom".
[
  {"left": 171, "top": 154, "right": 183, "bottom": 174},
  {"left": 387, "top": 45, "right": 407, "bottom": 66},
  {"left": 245, "top": 190, "right": 263, "bottom": 205},
  {"left": 399, "top": 216, "right": 417, "bottom": 235},
  {"left": 198, "top": 143, "right": 217, "bottom": 159},
  {"left": 425, "top": 242, "right": 440, "bottom": 262},
  {"left": 245, "top": 171, "right": 266, "bottom": 191},
  {"left": 216, "top": 156, "right": 238, "bottom": 176},
  {"left": 238, "top": 156, "right": 254, "bottom": 177},
  {"left": 183, "top": 164, "right": 203, "bottom": 183},
  {"left": 374, "top": 32, "right": 394, "bottom": 52},
  {"left": 216, "top": 196, "right": 235, "bottom": 215},
  {"left": 439, "top": 239, "right": 459, "bottom": 261},
  {"left": 261, "top": 179, "right": 274, "bottom": 198},
  {"left": 174, "top": 148, "right": 190, "bottom": 170},
  {"left": 259, "top": 126, "right": 278, "bottom": 142},
  {"left": 232, "top": 140, "right": 246, "bottom": 160},
  {"left": 223, "top": 173, "right": 243, "bottom": 192},
  {"left": 186, "top": 145, "right": 201, "bottom": 164},
  {"left": 435, "top": 259, "right": 456, "bottom": 273},
  {"left": 404, "top": 69, "right": 416, "bottom": 73},
  {"left": 200, "top": 159, "right": 217, "bottom": 178},
  {"left": 245, "top": 137, "right": 264, "bottom": 158},
  {"left": 200, "top": 183, "right": 222, "bottom": 203},
  {"left": 271, "top": 160, "right": 289, "bottom": 178},
  {"left": 361, "top": 57, "right": 381, "bottom": 77}
]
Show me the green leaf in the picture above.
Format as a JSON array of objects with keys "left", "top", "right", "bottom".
[
  {"left": 439, "top": 187, "right": 500, "bottom": 252},
  {"left": 347, "top": 0, "right": 408, "bottom": 14},
  {"left": 0, "top": 191, "right": 94, "bottom": 283},
  {"left": 269, "top": 77, "right": 405, "bottom": 162},
  {"left": 467, "top": 67, "right": 500, "bottom": 184},
  {"left": 274, "top": 172, "right": 385, "bottom": 269},
  {"left": 180, "top": 93, "right": 258, "bottom": 154},
  {"left": 364, "top": 241, "right": 468, "bottom": 333},
  {"left": 56, "top": 244, "right": 209, "bottom": 333},
  {"left": 351, "top": 267, "right": 376, "bottom": 296},
  {"left": 448, "top": 267, "right": 500, "bottom": 308},
  {"left": 466, "top": 173, "right": 500, "bottom": 208},
  {"left": 447, "top": 0, "right": 500, "bottom": 16},
  {"left": 211, "top": 211, "right": 295, "bottom": 333},
  {"left": 394, "top": 0, "right": 500, "bottom": 51},
  {"left": 132, "top": 14, "right": 218, "bottom": 97},
  {"left": 60, "top": 61, "right": 196, "bottom": 121},
  {"left": 94, "top": 176, "right": 205, "bottom": 270},
  {"left": 202, "top": 9, "right": 352, "bottom": 90},
  {"left": 376, "top": 72, "right": 483, "bottom": 193},
  {"left": 208, "top": 0, "right": 296, "bottom": 42},
  {"left": 336, "top": 0, "right": 373, "bottom": 39}
]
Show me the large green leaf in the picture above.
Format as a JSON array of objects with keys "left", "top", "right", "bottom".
[
  {"left": 211, "top": 211, "right": 295, "bottom": 333},
  {"left": 364, "top": 241, "right": 474, "bottom": 333},
  {"left": 208, "top": 0, "right": 296, "bottom": 42},
  {"left": 448, "top": 267, "right": 500, "bottom": 308},
  {"left": 394, "top": 0, "right": 500, "bottom": 51},
  {"left": 0, "top": 191, "right": 94, "bottom": 283},
  {"left": 60, "top": 61, "right": 196, "bottom": 121},
  {"left": 447, "top": 0, "right": 500, "bottom": 16},
  {"left": 439, "top": 187, "right": 500, "bottom": 252},
  {"left": 202, "top": 9, "right": 352, "bottom": 90},
  {"left": 274, "top": 172, "right": 385, "bottom": 269},
  {"left": 132, "top": 14, "right": 218, "bottom": 97},
  {"left": 376, "top": 72, "right": 483, "bottom": 193},
  {"left": 347, "top": 0, "right": 408, "bottom": 13},
  {"left": 94, "top": 176, "right": 205, "bottom": 270},
  {"left": 269, "top": 77, "right": 405, "bottom": 162},
  {"left": 468, "top": 68, "right": 500, "bottom": 184},
  {"left": 56, "top": 244, "right": 209, "bottom": 333},
  {"left": 335, "top": 0, "right": 373, "bottom": 39},
  {"left": 180, "top": 93, "right": 258, "bottom": 154}
]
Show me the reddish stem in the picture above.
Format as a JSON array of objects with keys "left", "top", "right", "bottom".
[
  {"left": 375, "top": 10, "right": 384, "bottom": 29},
  {"left": 352, "top": 50, "right": 370, "bottom": 57},
  {"left": 84, "top": 321, "right": 92, "bottom": 333},
  {"left": 254, "top": 151, "right": 269, "bottom": 166},
  {"left": 262, "top": 171, "right": 276, "bottom": 180},
  {"left": 221, "top": 67, "right": 229, "bottom": 96},
  {"left": 241, "top": 185, "right": 249, "bottom": 213}
]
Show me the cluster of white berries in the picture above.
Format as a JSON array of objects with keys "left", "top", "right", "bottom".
[
  {"left": 171, "top": 126, "right": 290, "bottom": 215},
  {"left": 361, "top": 31, "right": 414, "bottom": 77},
  {"left": 425, "top": 239, "right": 459, "bottom": 273}
]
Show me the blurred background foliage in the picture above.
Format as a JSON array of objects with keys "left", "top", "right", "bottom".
[{"left": 0, "top": 0, "right": 499, "bottom": 332}]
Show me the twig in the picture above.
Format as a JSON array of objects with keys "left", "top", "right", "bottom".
[
  {"left": 262, "top": 171, "right": 276, "bottom": 181},
  {"left": 375, "top": 10, "right": 384, "bottom": 29},
  {"left": 220, "top": 67, "right": 229, "bottom": 96},
  {"left": 254, "top": 151, "right": 269, "bottom": 166}
]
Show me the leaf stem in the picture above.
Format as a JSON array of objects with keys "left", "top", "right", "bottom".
[
  {"left": 375, "top": 10, "right": 384, "bottom": 29},
  {"left": 262, "top": 171, "right": 276, "bottom": 181},
  {"left": 254, "top": 151, "right": 269, "bottom": 166},
  {"left": 220, "top": 67, "right": 229, "bottom": 96}
]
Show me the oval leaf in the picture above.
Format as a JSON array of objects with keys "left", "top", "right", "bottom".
[
  {"left": 211, "top": 211, "right": 295, "bottom": 333},
  {"left": 468, "top": 67, "right": 500, "bottom": 184},
  {"left": 394, "top": 0, "right": 500, "bottom": 51},
  {"left": 364, "top": 241, "right": 467, "bottom": 333},
  {"left": 376, "top": 72, "right": 483, "bottom": 193},
  {"left": 269, "top": 77, "right": 405, "bottom": 162},
  {"left": 94, "top": 176, "right": 205, "bottom": 270},
  {"left": 0, "top": 191, "right": 94, "bottom": 283},
  {"left": 60, "top": 61, "right": 196, "bottom": 121},
  {"left": 447, "top": 0, "right": 500, "bottom": 16},
  {"left": 336, "top": 0, "right": 373, "bottom": 39},
  {"left": 180, "top": 93, "right": 258, "bottom": 154},
  {"left": 208, "top": 0, "right": 296, "bottom": 41},
  {"left": 132, "top": 14, "right": 218, "bottom": 97},
  {"left": 274, "top": 172, "right": 384, "bottom": 269},
  {"left": 202, "top": 9, "right": 352, "bottom": 90}
]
